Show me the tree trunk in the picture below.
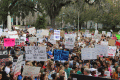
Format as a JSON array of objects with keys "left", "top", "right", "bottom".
[
  {"left": 51, "top": 17, "right": 55, "bottom": 29},
  {"left": 112, "top": 25, "right": 115, "bottom": 31}
]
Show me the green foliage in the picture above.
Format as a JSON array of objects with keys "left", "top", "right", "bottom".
[{"left": 35, "top": 14, "right": 46, "bottom": 29}]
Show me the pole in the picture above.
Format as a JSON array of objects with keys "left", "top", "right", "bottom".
[
  {"left": 7, "top": 12, "right": 11, "bottom": 31},
  {"left": 78, "top": 11, "right": 79, "bottom": 39}
]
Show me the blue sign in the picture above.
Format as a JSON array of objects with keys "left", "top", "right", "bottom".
[{"left": 54, "top": 50, "right": 69, "bottom": 61}]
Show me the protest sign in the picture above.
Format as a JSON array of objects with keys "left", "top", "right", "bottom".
[
  {"left": 93, "top": 34, "right": 101, "bottom": 41},
  {"left": 60, "top": 31, "right": 64, "bottom": 37},
  {"left": 27, "top": 27, "right": 36, "bottom": 35},
  {"left": 54, "top": 30, "right": 60, "bottom": 40},
  {"left": 116, "top": 34, "right": 120, "bottom": 40},
  {"left": 29, "top": 37, "right": 37, "bottom": 42},
  {"left": 12, "top": 61, "right": 25, "bottom": 70},
  {"left": 0, "top": 55, "right": 8, "bottom": 59},
  {"left": 108, "top": 39, "right": 115, "bottom": 46},
  {"left": 86, "top": 34, "right": 91, "bottom": 37},
  {"left": 4, "top": 38, "right": 15, "bottom": 47},
  {"left": 0, "top": 28, "right": 2, "bottom": 36},
  {"left": 25, "top": 46, "right": 47, "bottom": 61},
  {"left": 48, "top": 39, "right": 56, "bottom": 44},
  {"left": 4, "top": 29, "right": 8, "bottom": 32},
  {"left": 36, "top": 30, "right": 42, "bottom": 38},
  {"left": 37, "top": 29, "right": 49, "bottom": 37},
  {"left": 2, "top": 32, "right": 8, "bottom": 37},
  {"left": 101, "top": 41, "right": 108, "bottom": 46},
  {"left": 14, "top": 55, "right": 23, "bottom": 77},
  {"left": 21, "top": 37, "right": 26, "bottom": 41},
  {"left": 108, "top": 46, "right": 116, "bottom": 56},
  {"left": 8, "top": 31, "right": 19, "bottom": 39},
  {"left": 107, "top": 32, "right": 111, "bottom": 37},
  {"left": 85, "top": 30, "right": 89, "bottom": 34},
  {"left": 102, "top": 31, "right": 106, "bottom": 34},
  {"left": 54, "top": 50, "right": 69, "bottom": 61},
  {"left": 104, "top": 71, "right": 110, "bottom": 78},
  {"left": 95, "top": 45, "right": 108, "bottom": 56},
  {"left": 0, "top": 58, "right": 9, "bottom": 66},
  {"left": 81, "top": 48, "right": 97, "bottom": 60},
  {"left": 64, "top": 34, "right": 75, "bottom": 49},
  {"left": 22, "top": 66, "right": 40, "bottom": 77},
  {"left": 15, "top": 39, "right": 25, "bottom": 46},
  {"left": 38, "top": 38, "right": 44, "bottom": 43}
]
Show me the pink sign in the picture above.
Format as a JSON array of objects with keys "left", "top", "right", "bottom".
[{"left": 4, "top": 38, "right": 15, "bottom": 47}]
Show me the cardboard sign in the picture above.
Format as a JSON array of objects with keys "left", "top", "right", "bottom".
[
  {"left": 8, "top": 31, "right": 19, "bottom": 39},
  {"left": 48, "top": 39, "right": 56, "bottom": 44},
  {"left": 54, "top": 30, "right": 60, "bottom": 40},
  {"left": 22, "top": 66, "right": 41, "bottom": 77},
  {"left": 29, "top": 37, "right": 37, "bottom": 42},
  {"left": 14, "top": 55, "right": 23, "bottom": 77},
  {"left": 4, "top": 38, "right": 15, "bottom": 47},
  {"left": 60, "top": 31, "right": 64, "bottom": 37},
  {"left": 54, "top": 50, "right": 69, "bottom": 61},
  {"left": 27, "top": 27, "right": 36, "bottom": 35},
  {"left": 108, "top": 46, "right": 116, "bottom": 56},
  {"left": 25, "top": 46, "right": 47, "bottom": 61},
  {"left": 101, "top": 41, "right": 108, "bottom": 46},
  {"left": 108, "top": 39, "right": 115, "bottom": 46},
  {"left": 81, "top": 48, "right": 97, "bottom": 60},
  {"left": 64, "top": 34, "right": 75, "bottom": 49}
]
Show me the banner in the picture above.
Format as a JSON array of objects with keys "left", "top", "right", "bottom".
[
  {"left": 4, "top": 38, "right": 15, "bottom": 47},
  {"left": 108, "top": 46, "right": 116, "bottom": 56},
  {"left": 101, "top": 41, "right": 108, "bottom": 46},
  {"left": 54, "top": 50, "right": 69, "bottom": 61},
  {"left": 8, "top": 31, "right": 19, "bottom": 39},
  {"left": 15, "top": 39, "right": 25, "bottom": 46},
  {"left": 54, "top": 30, "right": 60, "bottom": 40},
  {"left": 22, "top": 66, "right": 40, "bottom": 77},
  {"left": 81, "top": 48, "right": 97, "bottom": 60},
  {"left": 64, "top": 34, "right": 75, "bottom": 49},
  {"left": 27, "top": 27, "right": 36, "bottom": 35},
  {"left": 29, "top": 37, "right": 37, "bottom": 42},
  {"left": 14, "top": 55, "right": 23, "bottom": 77},
  {"left": 95, "top": 45, "right": 108, "bottom": 56},
  {"left": 108, "top": 39, "right": 115, "bottom": 46},
  {"left": 25, "top": 46, "right": 47, "bottom": 61}
]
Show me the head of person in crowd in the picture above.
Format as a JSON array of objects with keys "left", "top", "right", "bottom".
[
  {"left": 47, "top": 60, "right": 54, "bottom": 71},
  {"left": 25, "top": 61, "right": 33, "bottom": 66},
  {"left": 64, "top": 62, "right": 69, "bottom": 69},
  {"left": 84, "top": 68, "right": 91, "bottom": 76}
]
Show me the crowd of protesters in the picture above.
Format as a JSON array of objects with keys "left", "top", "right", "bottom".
[{"left": 0, "top": 27, "right": 120, "bottom": 80}]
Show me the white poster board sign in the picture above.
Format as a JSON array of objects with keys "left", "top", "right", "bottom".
[
  {"left": 108, "top": 46, "right": 116, "bottom": 56},
  {"left": 64, "top": 34, "right": 75, "bottom": 49},
  {"left": 22, "top": 66, "right": 41, "bottom": 76},
  {"left": 54, "top": 30, "right": 60, "bottom": 40},
  {"left": 81, "top": 48, "right": 97, "bottom": 60},
  {"left": 102, "top": 31, "right": 106, "bottom": 34},
  {"left": 29, "top": 37, "right": 37, "bottom": 42},
  {"left": 85, "top": 30, "right": 89, "bottom": 34},
  {"left": 0, "top": 28, "right": 2, "bottom": 36},
  {"left": 25, "top": 46, "right": 47, "bottom": 61},
  {"left": 107, "top": 32, "right": 111, "bottom": 37},
  {"left": 101, "top": 41, "right": 108, "bottom": 46},
  {"left": 86, "top": 34, "right": 91, "bottom": 37},
  {"left": 15, "top": 39, "right": 25, "bottom": 45},
  {"left": 48, "top": 39, "right": 56, "bottom": 44},
  {"left": 27, "top": 27, "right": 36, "bottom": 35},
  {"left": 8, "top": 31, "right": 19, "bottom": 39},
  {"left": 93, "top": 34, "right": 101, "bottom": 41},
  {"left": 95, "top": 30, "right": 98, "bottom": 35}
]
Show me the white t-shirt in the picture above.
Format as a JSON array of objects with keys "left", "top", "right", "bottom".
[{"left": 5, "top": 66, "right": 10, "bottom": 74}]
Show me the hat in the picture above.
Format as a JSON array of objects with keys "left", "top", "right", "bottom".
[{"left": 90, "top": 68, "right": 97, "bottom": 72}]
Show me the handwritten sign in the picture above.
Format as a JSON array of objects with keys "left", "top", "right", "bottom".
[
  {"left": 54, "top": 50, "right": 69, "bottom": 61},
  {"left": 4, "top": 38, "right": 15, "bottom": 47},
  {"left": 25, "top": 46, "right": 47, "bottom": 61},
  {"left": 60, "top": 31, "right": 64, "bottom": 37},
  {"left": 54, "top": 30, "right": 60, "bottom": 40},
  {"left": 15, "top": 39, "right": 25, "bottom": 46},
  {"left": 22, "top": 66, "right": 41, "bottom": 76},
  {"left": 36, "top": 29, "right": 49, "bottom": 37},
  {"left": 108, "top": 39, "right": 115, "bottom": 46},
  {"left": 14, "top": 55, "right": 23, "bottom": 77},
  {"left": 81, "top": 48, "right": 97, "bottom": 60},
  {"left": 64, "top": 34, "right": 75, "bottom": 49},
  {"left": 108, "top": 46, "right": 116, "bottom": 56},
  {"left": 27, "top": 27, "right": 36, "bottom": 35},
  {"left": 93, "top": 34, "right": 101, "bottom": 41},
  {"left": 102, "top": 31, "right": 106, "bottom": 34},
  {"left": 85, "top": 30, "right": 89, "bottom": 34},
  {"left": 101, "top": 41, "right": 108, "bottom": 46},
  {"left": 107, "top": 32, "right": 111, "bottom": 37},
  {"left": 8, "top": 31, "right": 19, "bottom": 39},
  {"left": 29, "top": 37, "right": 37, "bottom": 42}
]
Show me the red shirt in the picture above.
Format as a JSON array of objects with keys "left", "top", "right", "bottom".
[{"left": 43, "top": 65, "right": 46, "bottom": 69}]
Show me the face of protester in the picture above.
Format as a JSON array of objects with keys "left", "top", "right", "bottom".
[
  {"left": 65, "top": 64, "right": 69, "bottom": 68},
  {"left": 51, "top": 64, "right": 54, "bottom": 69}
]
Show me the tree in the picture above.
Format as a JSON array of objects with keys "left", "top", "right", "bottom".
[
  {"left": 0, "top": 0, "right": 42, "bottom": 28},
  {"left": 38, "top": 0, "right": 72, "bottom": 28},
  {"left": 35, "top": 14, "right": 46, "bottom": 29}
]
